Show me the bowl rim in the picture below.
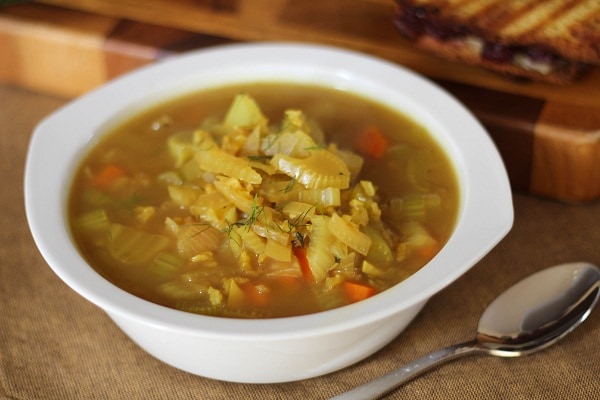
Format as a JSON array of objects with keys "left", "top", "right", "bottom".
[{"left": 24, "top": 42, "right": 513, "bottom": 340}]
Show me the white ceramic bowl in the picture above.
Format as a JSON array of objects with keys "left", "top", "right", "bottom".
[{"left": 25, "top": 43, "right": 513, "bottom": 383}]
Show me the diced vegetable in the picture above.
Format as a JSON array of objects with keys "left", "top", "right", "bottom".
[
  {"left": 230, "top": 225, "right": 266, "bottom": 255},
  {"left": 176, "top": 224, "right": 224, "bottom": 259},
  {"left": 91, "top": 165, "right": 126, "bottom": 190},
  {"left": 305, "top": 215, "right": 338, "bottom": 282},
  {"left": 265, "top": 237, "right": 291, "bottom": 262},
  {"left": 189, "top": 190, "right": 237, "bottom": 229},
  {"left": 109, "top": 224, "right": 170, "bottom": 264},
  {"left": 328, "top": 213, "right": 371, "bottom": 256},
  {"left": 223, "top": 93, "right": 268, "bottom": 128},
  {"left": 261, "top": 130, "right": 317, "bottom": 158},
  {"left": 242, "top": 283, "right": 271, "bottom": 307},
  {"left": 149, "top": 252, "right": 184, "bottom": 281},
  {"left": 75, "top": 209, "right": 110, "bottom": 232},
  {"left": 270, "top": 150, "right": 350, "bottom": 189},
  {"left": 168, "top": 185, "right": 201, "bottom": 207},
  {"left": 134, "top": 206, "right": 156, "bottom": 224},
  {"left": 361, "top": 260, "right": 387, "bottom": 278},
  {"left": 354, "top": 126, "right": 389, "bottom": 158},
  {"left": 196, "top": 147, "right": 262, "bottom": 184},
  {"left": 212, "top": 176, "right": 256, "bottom": 214},
  {"left": 296, "top": 187, "right": 341, "bottom": 207},
  {"left": 282, "top": 201, "right": 315, "bottom": 222},
  {"left": 362, "top": 225, "right": 393, "bottom": 266},
  {"left": 342, "top": 281, "right": 377, "bottom": 303},
  {"left": 168, "top": 133, "right": 197, "bottom": 167},
  {"left": 226, "top": 279, "right": 246, "bottom": 308},
  {"left": 292, "top": 246, "right": 313, "bottom": 281},
  {"left": 400, "top": 220, "right": 440, "bottom": 261}
]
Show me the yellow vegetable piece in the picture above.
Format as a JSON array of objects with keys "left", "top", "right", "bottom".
[
  {"left": 328, "top": 213, "right": 371, "bottom": 256},
  {"left": 109, "top": 224, "right": 170, "bottom": 264},
  {"left": 213, "top": 176, "right": 256, "bottom": 214},
  {"left": 305, "top": 215, "right": 338, "bottom": 282},
  {"left": 265, "top": 237, "right": 292, "bottom": 262},
  {"left": 296, "top": 187, "right": 341, "bottom": 207},
  {"left": 227, "top": 280, "right": 246, "bottom": 308},
  {"left": 168, "top": 185, "right": 200, "bottom": 207},
  {"left": 195, "top": 147, "right": 262, "bottom": 184},
  {"left": 270, "top": 150, "right": 350, "bottom": 189},
  {"left": 223, "top": 93, "right": 268, "bottom": 128}
]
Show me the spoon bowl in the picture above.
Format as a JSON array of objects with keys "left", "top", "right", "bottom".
[{"left": 331, "top": 262, "right": 600, "bottom": 399}]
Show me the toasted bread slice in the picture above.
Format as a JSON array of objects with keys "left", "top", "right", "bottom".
[{"left": 394, "top": 0, "right": 600, "bottom": 83}]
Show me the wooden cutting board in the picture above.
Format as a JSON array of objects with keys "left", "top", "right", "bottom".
[{"left": 1, "top": 1, "right": 598, "bottom": 203}]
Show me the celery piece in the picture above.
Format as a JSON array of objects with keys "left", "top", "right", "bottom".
[
  {"left": 362, "top": 225, "right": 393, "bottom": 267},
  {"left": 149, "top": 252, "right": 183, "bottom": 281},
  {"left": 82, "top": 189, "right": 112, "bottom": 207},
  {"left": 424, "top": 193, "right": 442, "bottom": 209},
  {"left": 270, "top": 151, "right": 350, "bottom": 189},
  {"left": 402, "top": 194, "right": 427, "bottom": 220},
  {"left": 297, "top": 187, "right": 341, "bottom": 207},
  {"left": 109, "top": 223, "right": 170, "bottom": 265},
  {"left": 76, "top": 209, "right": 110, "bottom": 233}
]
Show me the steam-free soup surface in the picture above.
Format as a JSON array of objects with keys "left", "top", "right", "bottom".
[{"left": 69, "top": 84, "right": 459, "bottom": 318}]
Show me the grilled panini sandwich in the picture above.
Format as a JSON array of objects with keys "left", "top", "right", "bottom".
[{"left": 394, "top": 0, "right": 600, "bottom": 83}]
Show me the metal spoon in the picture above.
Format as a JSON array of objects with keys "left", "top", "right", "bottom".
[{"left": 330, "top": 262, "right": 600, "bottom": 400}]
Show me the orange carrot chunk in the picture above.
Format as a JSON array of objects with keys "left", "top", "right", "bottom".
[
  {"left": 242, "top": 283, "right": 271, "bottom": 308},
  {"left": 342, "top": 281, "right": 377, "bottom": 303},
  {"left": 92, "top": 165, "right": 126, "bottom": 189},
  {"left": 292, "top": 246, "right": 314, "bottom": 282},
  {"left": 354, "top": 126, "right": 389, "bottom": 159}
]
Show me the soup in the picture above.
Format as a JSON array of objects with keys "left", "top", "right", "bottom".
[{"left": 68, "top": 83, "right": 459, "bottom": 318}]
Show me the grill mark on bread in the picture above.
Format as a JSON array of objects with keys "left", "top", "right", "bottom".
[
  {"left": 499, "top": 0, "right": 571, "bottom": 37},
  {"left": 448, "top": 0, "right": 499, "bottom": 19},
  {"left": 476, "top": 0, "right": 544, "bottom": 34},
  {"left": 543, "top": 1, "right": 600, "bottom": 38}
]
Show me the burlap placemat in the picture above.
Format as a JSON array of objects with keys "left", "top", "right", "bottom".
[{"left": 1, "top": 85, "right": 598, "bottom": 399}]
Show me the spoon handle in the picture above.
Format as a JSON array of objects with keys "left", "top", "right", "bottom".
[{"left": 329, "top": 340, "right": 480, "bottom": 400}]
